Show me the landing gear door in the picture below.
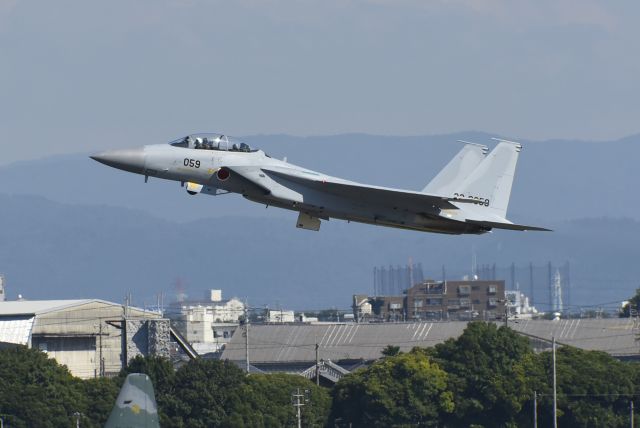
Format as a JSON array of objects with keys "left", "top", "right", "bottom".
[{"left": 296, "top": 213, "right": 321, "bottom": 231}]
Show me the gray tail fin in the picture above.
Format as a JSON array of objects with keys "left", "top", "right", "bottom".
[
  {"left": 422, "top": 141, "right": 488, "bottom": 195},
  {"left": 105, "top": 373, "right": 160, "bottom": 428},
  {"left": 454, "top": 138, "right": 522, "bottom": 219}
]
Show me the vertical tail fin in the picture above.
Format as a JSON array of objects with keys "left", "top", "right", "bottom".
[
  {"left": 454, "top": 139, "right": 522, "bottom": 219},
  {"left": 422, "top": 141, "right": 488, "bottom": 195},
  {"left": 105, "top": 373, "right": 160, "bottom": 428}
]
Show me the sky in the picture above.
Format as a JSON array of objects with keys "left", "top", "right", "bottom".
[{"left": 1, "top": 0, "right": 639, "bottom": 165}]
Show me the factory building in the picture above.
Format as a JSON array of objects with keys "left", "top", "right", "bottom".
[
  {"left": 0, "top": 299, "right": 169, "bottom": 379},
  {"left": 266, "top": 309, "right": 296, "bottom": 323},
  {"left": 222, "top": 317, "right": 640, "bottom": 384},
  {"left": 354, "top": 279, "right": 506, "bottom": 322},
  {"left": 0, "top": 275, "right": 5, "bottom": 302},
  {"left": 167, "top": 289, "right": 244, "bottom": 355}
]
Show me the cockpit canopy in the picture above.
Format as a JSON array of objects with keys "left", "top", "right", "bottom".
[{"left": 169, "top": 133, "right": 255, "bottom": 152}]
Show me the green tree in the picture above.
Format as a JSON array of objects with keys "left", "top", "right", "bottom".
[
  {"left": 119, "top": 355, "right": 177, "bottom": 426},
  {"left": 0, "top": 346, "right": 87, "bottom": 428},
  {"left": 168, "top": 359, "right": 246, "bottom": 427},
  {"left": 238, "top": 373, "right": 331, "bottom": 427},
  {"left": 430, "top": 322, "right": 535, "bottom": 427},
  {"left": 81, "top": 377, "right": 120, "bottom": 427},
  {"left": 330, "top": 349, "right": 454, "bottom": 427},
  {"left": 381, "top": 345, "right": 401, "bottom": 357},
  {"left": 537, "top": 347, "right": 637, "bottom": 427},
  {"left": 117, "top": 356, "right": 331, "bottom": 427}
]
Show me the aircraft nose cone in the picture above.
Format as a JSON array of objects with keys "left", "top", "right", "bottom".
[{"left": 90, "top": 148, "right": 146, "bottom": 174}]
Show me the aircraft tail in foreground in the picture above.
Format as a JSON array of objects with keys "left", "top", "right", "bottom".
[{"left": 105, "top": 373, "right": 160, "bottom": 428}]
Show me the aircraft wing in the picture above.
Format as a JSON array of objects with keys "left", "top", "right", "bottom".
[
  {"left": 105, "top": 373, "right": 160, "bottom": 428},
  {"left": 223, "top": 166, "right": 271, "bottom": 195},
  {"left": 261, "top": 167, "right": 460, "bottom": 211}
]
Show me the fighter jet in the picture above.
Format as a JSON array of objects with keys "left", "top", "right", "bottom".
[{"left": 91, "top": 134, "right": 549, "bottom": 234}]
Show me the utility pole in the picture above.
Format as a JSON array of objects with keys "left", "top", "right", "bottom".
[
  {"left": 529, "top": 262, "right": 535, "bottom": 307},
  {"left": 504, "top": 305, "right": 509, "bottom": 328},
  {"left": 244, "top": 304, "right": 250, "bottom": 374},
  {"left": 315, "top": 342, "right": 320, "bottom": 386},
  {"left": 631, "top": 400, "right": 634, "bottom": 428},
  {"left": 533, "top": 391, "right": 538, "bottom": 428},
  {"left": 99, "top": 321, "right": 104, "bottom": 377},
  {"left": 291, "top": 388, "right": 307, "bottom": 428},
  {"left": 552, "top": 336, "right": 557, "bottom": 428}
]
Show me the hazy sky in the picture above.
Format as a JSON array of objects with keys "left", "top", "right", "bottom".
[{"left": 1, "top": 0, "right": 639, "bottom": 164}]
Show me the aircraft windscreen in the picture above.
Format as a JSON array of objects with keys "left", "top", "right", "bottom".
[{"left": 169, "top": 133, "right": 255, "bottom": 152}]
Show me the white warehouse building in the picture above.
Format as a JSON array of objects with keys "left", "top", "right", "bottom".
[
  {"left": 0, "top": 299, "right": 168, "bottom": 379},
  {"left": 168, "top": 289, "right": 244, "bottom": 355}
]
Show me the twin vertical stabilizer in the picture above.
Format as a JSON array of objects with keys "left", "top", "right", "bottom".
[{"left": 425, "top": 138, "right": 547, "bottom": 231}]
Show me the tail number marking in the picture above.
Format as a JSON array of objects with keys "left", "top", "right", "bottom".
[
  {"left": 453, "top": 193, "right": 490, "bottom": 207},
  {"left": 184, "top": 159, "right": 201, "bottom": 168}
]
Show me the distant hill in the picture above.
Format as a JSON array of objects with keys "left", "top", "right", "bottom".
[
  {"left": 1, "top": 132, "right": 639, "bottom": 223},
  {"left": 0, "top": 193, "right": 638, "bottom": 310}
]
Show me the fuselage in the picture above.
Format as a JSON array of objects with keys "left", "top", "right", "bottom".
[{"left": 91, "top": 137, "right": 487, "bottom": 235}]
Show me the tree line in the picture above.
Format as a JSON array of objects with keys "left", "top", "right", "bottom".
[{"left": 1, "top": 322, "right": 639, "bottom": 427}]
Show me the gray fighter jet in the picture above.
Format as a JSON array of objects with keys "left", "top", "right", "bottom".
[{"left": 91, "top": 134, "right": 549, "bottom": 234}]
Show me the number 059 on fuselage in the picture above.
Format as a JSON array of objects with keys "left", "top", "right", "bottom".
[{"left": 91, "top": 133, "right": 550, "bottom": 234}]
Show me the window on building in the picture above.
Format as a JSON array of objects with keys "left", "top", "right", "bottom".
[
  {"left": 460, "top": 298, "right": 471, "bottom": 308},
  {"left": 488, "top": 285, "right": 497, "bottom": 294},
  {"left": 458, "top": 285, "right": 471, "bottom": 295},
  {"left": 426, "top": 298, "right": 443, "bottom": 306},
  {"left": 447, "top": 299, "right": 461, "bottom": 309},
  {"left": 488, "top": 298, "right": 497, "bottom": 307},
  {"left": 414, "top": 300, "right": 424, "bottom": 308}
]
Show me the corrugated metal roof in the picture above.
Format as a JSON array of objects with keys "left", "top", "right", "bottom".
[
  {"left": 221, "top": 319, "right": 640, "bottom": 363},
  {"left": 508, "top": 318, "right": 640, "bottom": 357},
  {"left": 221, "top": 322, "right": 468, "bottom": 363},
  {"left": 0, "top": 299, "right": 154, "bottom": 316},
  {"left": 0, "top": 300, "right": 92, "bottom": 315}
]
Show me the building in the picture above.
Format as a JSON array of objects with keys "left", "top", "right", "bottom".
[
  {"left": 0, "top": 299, "right": 169, "bottom": 378},
  {"left": 0, "top": 275, "right": 5, "bottom": 302},
  {"left": 222, "top": 321, "right": 470, "bottom": 384},
  {"left": 168, "top": 289, "right": 244, "bottom": 355},
  {"left": 267, "top": 309, "right": 295, "bottom": 323},
  {"left": 505, "top": 290, "right": 537, "bottom": 318},
  {"left": 355, "top": 279, "right": 506, "bottom": 322},
  {"left": 221, "top": 317, "right": 640, "bottom": 384}
]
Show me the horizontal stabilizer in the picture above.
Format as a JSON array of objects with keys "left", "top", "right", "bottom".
[{"left": 466, "top": 219, "right": 552, "bottom": 232}]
